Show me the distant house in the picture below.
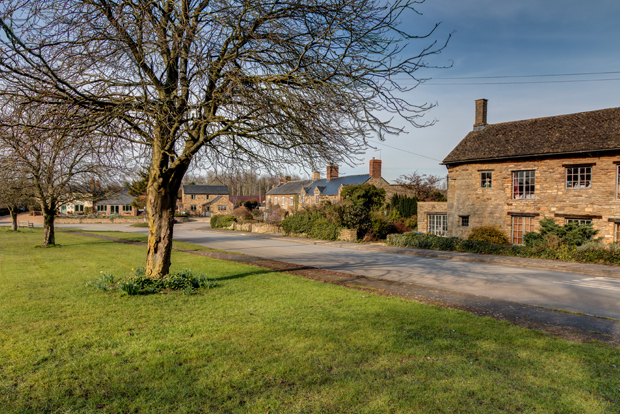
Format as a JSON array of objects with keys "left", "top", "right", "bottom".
[
  {"left": 95, "top": 189, "right": 138, "bottom": 216},
  {"left": 419, "top": 99, "right": 620, "bottom": 244},
  {"left": 266, "top": 159, "right": 413, "bottom": 212},
  {"left": 179, "top": 185, "right": 234, "bottom": 217},
  {"left": 59, "top": 200, "right": 93, "bottom": 215}
]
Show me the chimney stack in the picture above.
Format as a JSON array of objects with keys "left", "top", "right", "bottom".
[
  {"left": 369, "top": 158, "right": 382, "bottom": 179},
  {"left": 474, "top": 99, "right": 488, "bottom": 131},
  {"left": 312, "top": 171, "right": 320, "bottom": 181},
  {"left": 284, "top": 176, "right": 291, "bottom": 183},
  {"left": 326, "top": 164, "right": 339, "bottom": 181},
  {"left": 278, "top": 177, "right": 283, "bottom": 184}
]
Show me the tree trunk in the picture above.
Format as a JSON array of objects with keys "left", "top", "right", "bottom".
[
  {"left": 8, "top": 206, "right": 18, "bottom": 231},
  {"left": 43, "top": 209, "right": 55, "bottom": 246},
  {"left": 145, "top": 180, "right": 177, "bottom": 278}
]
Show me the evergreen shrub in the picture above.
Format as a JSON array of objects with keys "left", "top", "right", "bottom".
[{"left": 467, "top": 226, "right": 510, "bottom": 245}]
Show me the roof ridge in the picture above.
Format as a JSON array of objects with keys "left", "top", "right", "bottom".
[{"left": 485, "top": 106, "right": 620, "bottom": 128}]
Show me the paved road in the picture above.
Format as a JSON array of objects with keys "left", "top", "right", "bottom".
[{"left": 40, "top": 220, "right": 620, "bottom": 321}]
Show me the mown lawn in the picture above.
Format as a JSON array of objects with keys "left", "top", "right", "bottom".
[{"left": 0, "top": 228, "right": 619, "bottom": 413}]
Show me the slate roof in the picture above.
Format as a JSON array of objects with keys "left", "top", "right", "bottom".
[
  {"left": 97, "top": 189, "right": 134, "bottom": 206},
  {"left": 443, "top": 107, "right": 620, "bottom": 165},
  {"left": 304, "top": 174, "right": 371, "bottom": 196},
  {"left": 266, "top": 180, "right": 312, "bottom": 195},
  {"left": 183, "top": 185, "right": 229, "bottom": 195}
]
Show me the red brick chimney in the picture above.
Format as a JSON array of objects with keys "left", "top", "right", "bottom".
[
  {"left": 369, "top": 158, "right": 382, "bottom": 179},
  {"left": 326, "top": 164, "right": 338, "bottom": 181},
  {"left": 474, "top": 99, "right": 488, "bottom": 130}
]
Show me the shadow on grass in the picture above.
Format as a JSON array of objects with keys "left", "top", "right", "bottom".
[{"left": 212, "top": 269, "right": 274, "bottom": 282}]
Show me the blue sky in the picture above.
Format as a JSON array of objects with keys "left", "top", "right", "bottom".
[{"left": 338, "top": 0, "right": 620, "bottom": 182}]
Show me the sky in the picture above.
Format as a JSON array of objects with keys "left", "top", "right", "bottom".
[{"left": 336, "top": 0, "right": 620, "bottom": 182}]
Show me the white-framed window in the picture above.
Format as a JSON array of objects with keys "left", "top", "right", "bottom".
[
  {"left": 74, "top": 204, "right": 84, "bottom": 212},
  {"left": 191, "top": 194, "right": 197, "bottom": 200},
  {"left": 96, "top": 205, "right": 106, "bottom": 213},
  {"left": 301, "top": 194, "right": 305, "bottom": 204},
  {"left": 428, "top": 214, "right": 447, "bottom": 236},
  {"left": 566, "top": 166, "right": 592, "bottom": 189},
  {"left": 110, "top": 205, "right": 120, "bottom": 214},
  {"left": 566, "top": 218, "right": 592, "bottom": 226},
  {"left": 460, "top": 216, "right": 469, "bottom": 227},
  {"left": 512, "top": 171, "right": 535, "bottom": 200},
  {"left": 512, "top": 216, "right": 534, "bottom": 245},
  {"left": 190, "top": 205, "right": 197, "bottom": 211},
  {"left": 615, "top": 223, "right": 620, "bottom": 242},
  {"left": 218, "top": 205, "right": 227, "bottom": 211},
  {"left": 480, "top": 171, "right": 492, "bottom": 188},
  {"left": 290, "top": 196, "right": 293, "bottom": 205},
  {"left": 315, "top": 195, "right": 319, "bottom": 204},
  {"left": 122, "top": 205, "right": 132, "bottom": 212}
]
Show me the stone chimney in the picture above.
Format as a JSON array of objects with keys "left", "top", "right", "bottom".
[
  {"left": 326, "top": 164, "right": 339, "bottom": 181},
  {"left": 312, "top": 171, "right": 320, "bottom": 181},
  {"left": 278, "top": 177, "right": 283, "bottom": 184},
  {"left": 474, "top": 99, "right": 488, "bottom": 131},
  {"left": 284, "top": 176, "right": 291, "bottom": 183},
  {"left": 369, "top": 158, "right": 382, "bottom": 179}
]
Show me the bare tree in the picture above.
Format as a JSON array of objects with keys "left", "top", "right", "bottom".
[
  {"left": 0, "top": 166, "right": 33, "bottom": 231},
  {"left": 0, "top": 0, "right": 450, "bottom": 277},
  {"left": 0, "top": 106, "right": 112, "bottom": 245},
  {"left": 396, "top": 171, "right": 447, "bottom": 201}
]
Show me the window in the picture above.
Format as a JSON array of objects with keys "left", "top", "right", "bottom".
[
  {"left": 512, "top": 216, "right": 534, "bottom": 245},
  {"left": 428, "top": 214, "right": 447, "bottom": 236},
  {"left": 301, "top": 194, "right": 305, "bottom": 204},
  {"left": 566, "top": 166, "right": 591, "bottom": 189},
  {"left": 190, "top": 205, "right": 197, "bottom": 211},
  {"left": 122, "top": 205, "right": 132, "bottom": 212},
  {"left": 480, "top": 171, "right": 492, "bottom": 188},
  {"left": 512, "top": 170, "right": 535, "bottom": 199},
  {"left": 315, "top": 195, "right": 319, "bottom": 204},
  {"left": 191, "top": 194, "right": 197, "bottom": 200},
  {"left": 110, "top": 205, "right": 120, "bottom": 214},
  {"left": 97, "top": 205, "right": 106, "bottom": 213},
  {"left": 218, "top": 205, "right": 227, "bottom": 211},
  {"left": 566, "top": 218, "right": 592, "bottom": 226},
  {"left": 460, "top": 216, "right": 469, "bottom": 227},
  {"left": 74, "top": 204, "right": 84, "bottom": 212},
  {"left": 290, "top": 197, "right": 293, "bottom": 205},
  {"left": 616, "top": 224, "right": 620, "bottom": 242}
]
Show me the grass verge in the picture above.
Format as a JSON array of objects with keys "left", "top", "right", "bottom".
[{"left": 0, "top": 228, "right": 619, "bottom": 413}]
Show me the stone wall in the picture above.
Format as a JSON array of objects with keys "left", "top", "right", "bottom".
[
  {"left": 417, "top": 201, "right": 448, "bottom": 234},
  {"left": 447, "top": 154, "right": 620, "bottom": 243}
]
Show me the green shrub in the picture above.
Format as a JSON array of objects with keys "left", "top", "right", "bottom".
[
  {"left": 210, "top": 214, "right": 235, "bottom": 229},
  {"left": 282, "top": 210, "right": 341, "bottom": 241},
  {"left": 535, "top": 217, "right": 600, "bottom": 247},
  {"left": 341, "top": 183, "right": 385, "bottom": 211},
  {"left": 175, "top": 213, "right": 189, "bottom": 218},
  {"left": 390, "top": 194, "right": 418, "bottom": 218},
  {"left": 524, "top": 231, "right": 545, "bottom": 248},
  {"left": 112, "top": 268, "right": 217, "bottom": 295},
  {"left": 370, "top": 212, "right": 393, "bottom": 240},
  {"left": 467, "top": 226, "right": 510, "bottom": 245},
  {"left": 308, "top": 217, "right": 341, "bottom": 241}
]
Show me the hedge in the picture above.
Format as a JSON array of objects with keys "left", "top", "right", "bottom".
[{"left": 387, "top": 232, "right": 620, "bottom": 266}]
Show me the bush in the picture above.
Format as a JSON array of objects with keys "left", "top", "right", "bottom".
[
  {"left": 467, "top": 226, "right": 510, "bottom": 245},
  {"left": 243, "top": 200, "right": 259, "bottom": 210},
  {"left": 524, "top": 231, "right": 544, "bottom": 248},
  {"left": 281, "top": 210, "right": 342, "bottom": 241},
  {"left": 536, "top": 217, "right": 600, "bottom": 247},
  {"left": 210, "top": 214, "right": 235, "bottom": 229},
  {"left": 232, "top": 206, "right": 252, "bottom": 221},
  {"left": 308, "top": 217, "right": 341, "bottom": 241},
  {"left": 175, "top": 213, "right": 189, "bottom": 218},
  {"left": 370, "top": 212, "right": 394, "bottom": 240},
  {"left": 390, "top": 194, "right": 418, "bottom": 218},
  {"left": 341, "top": 183, "right": 385, "bottom": 211}
]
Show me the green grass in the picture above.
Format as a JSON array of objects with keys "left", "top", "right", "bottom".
[
  {"left": 59, "top": 228, "right": 233, "bottom": 253},
  {"left": 1, "top": 228, "right": 619, "bottom": 413},
  {"left": 129, "top": 222, "right": 150, "bottom": 227}
]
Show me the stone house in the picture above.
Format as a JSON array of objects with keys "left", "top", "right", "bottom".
[
  {"left": 179, "top": 185, "right": 234, "bottom": 217},
  {"left": 420, "top": 99, "right": 620, "bottom": 244},
  {"left": 95, "top": 189, "right": 139, "bottom": 216},
  {"left": 266, "top": 159, "right": 414, "bottom": 212}
]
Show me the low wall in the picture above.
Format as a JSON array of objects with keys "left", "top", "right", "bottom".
[{"left": 56, "top": 216, "right": 146, "bottom": 224}]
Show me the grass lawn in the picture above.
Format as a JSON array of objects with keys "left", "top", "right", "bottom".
[
  {"left": 1, "top": 228, "right": 619, "bottom": 413},
  {"left": 59, "top": 228, "right": 233, "bottom": 253}
]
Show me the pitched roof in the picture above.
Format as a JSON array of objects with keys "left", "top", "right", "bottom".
[
  {"left": 443, "top": 107, "right": 620, "bottom": 165},
  {"left": 97, "top": 189, "right": 134, "bottom": 206},
  {"left": 266, "top": 180, "right": 312, "bottom": 195},
  {"left": 183, "top": 185, "right": 229, "bottom": 195},
  {"left": 304, "top": 174, "right": 371, "bottom": 196},
  {"left": 202, "top": 195, "right": 222, "bottom": 206}
]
